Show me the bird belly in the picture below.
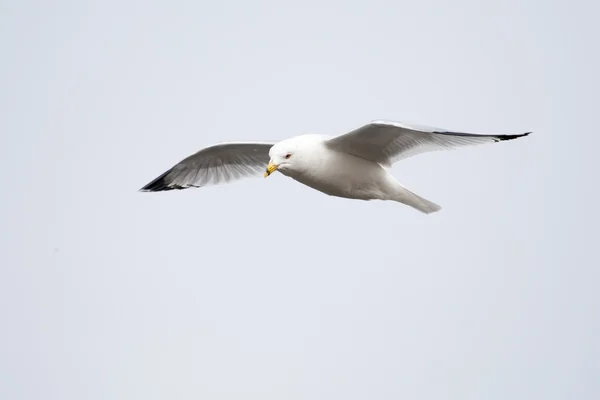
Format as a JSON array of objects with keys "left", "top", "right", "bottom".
[{"left": 286, "top": 153, "right": 391, "bottom": 200}]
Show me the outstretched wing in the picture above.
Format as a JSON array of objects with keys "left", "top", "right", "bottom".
[
  {"left": 325, "top": 120, "right": 531, "bottom": 167},
  {"left": 140, "top": 142, "right": 274, "bottom": 191}
]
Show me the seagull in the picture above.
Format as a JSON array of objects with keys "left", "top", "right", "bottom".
[{"left": 140, "top": 120, "right": 530, "bottom": 214}]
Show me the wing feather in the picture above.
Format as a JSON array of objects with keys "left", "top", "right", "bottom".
[
  {"left": 325, "top": 120, "right": 530, "bottom": 167},
  {"left": 140, "top": 142, "right": 274, "bottom": 192}
]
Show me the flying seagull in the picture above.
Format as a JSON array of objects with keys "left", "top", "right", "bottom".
[{"left": 140, "top": 120, "right": 530, "bottom": 214}]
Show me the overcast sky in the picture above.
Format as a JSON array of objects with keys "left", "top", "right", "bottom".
[{"left": 1, "top": 0, "right": 599, "bottom": 399}]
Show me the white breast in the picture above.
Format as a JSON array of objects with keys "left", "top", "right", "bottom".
[{"left": 282, "top": 142, "right": 391, "bottom": 200}]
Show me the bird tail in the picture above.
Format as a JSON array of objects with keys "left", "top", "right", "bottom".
[{"left": 393, "top": 185, "right": 442, "bottom": 214}]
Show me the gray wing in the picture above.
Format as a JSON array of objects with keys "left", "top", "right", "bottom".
[
  {"left": 325, "top": 120, "right": 531, "bottom": 167},
  {"left": 140, "top": 142, "right": 274, "bottom": 191}
]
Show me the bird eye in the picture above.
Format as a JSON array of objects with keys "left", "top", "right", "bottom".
[{"left": 285, "top": 153, "right": 292, "bottom": 159}]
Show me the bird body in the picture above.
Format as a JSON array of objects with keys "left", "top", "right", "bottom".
[
  {"left": 140, "top": 120, "right": 530, "bottom": 214},
  {"left": 271, "top": 135, "right": 441, "bottom": 213}
]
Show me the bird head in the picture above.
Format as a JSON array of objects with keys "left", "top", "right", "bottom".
[{"left": 264, "top": 135, "right": 323, "bottom": 178}]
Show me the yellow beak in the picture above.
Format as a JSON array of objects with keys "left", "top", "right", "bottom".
[{"left": 264, "top": 161, "right": 278, "bottom": 177}]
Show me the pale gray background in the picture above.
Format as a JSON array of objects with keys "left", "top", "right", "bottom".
[{"left": 1, "top": 0, "right": 598, "bottom": 399}]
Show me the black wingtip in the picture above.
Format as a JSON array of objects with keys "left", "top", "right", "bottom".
[
  {"left": 495, "top": 131, "right": 532, "bottom": 142},
  {"left": 139, "top": 169, "right": 178, "bottom": 192}
]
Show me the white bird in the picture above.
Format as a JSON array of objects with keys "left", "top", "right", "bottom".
[{"left": 140, "top": 120, "right": 530, "bottom": 214}]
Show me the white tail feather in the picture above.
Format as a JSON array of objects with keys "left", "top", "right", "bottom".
[{"left": 393, "top": 186, "right": 441, "bottom": 214}]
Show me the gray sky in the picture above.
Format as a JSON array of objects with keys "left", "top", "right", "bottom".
[{"left": 1, "top": 0, "right": 598, "bottom": 399}]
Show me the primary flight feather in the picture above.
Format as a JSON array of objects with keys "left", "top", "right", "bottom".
[{"left": 140, "top": 120, "right": 530, "bottom": 214}]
